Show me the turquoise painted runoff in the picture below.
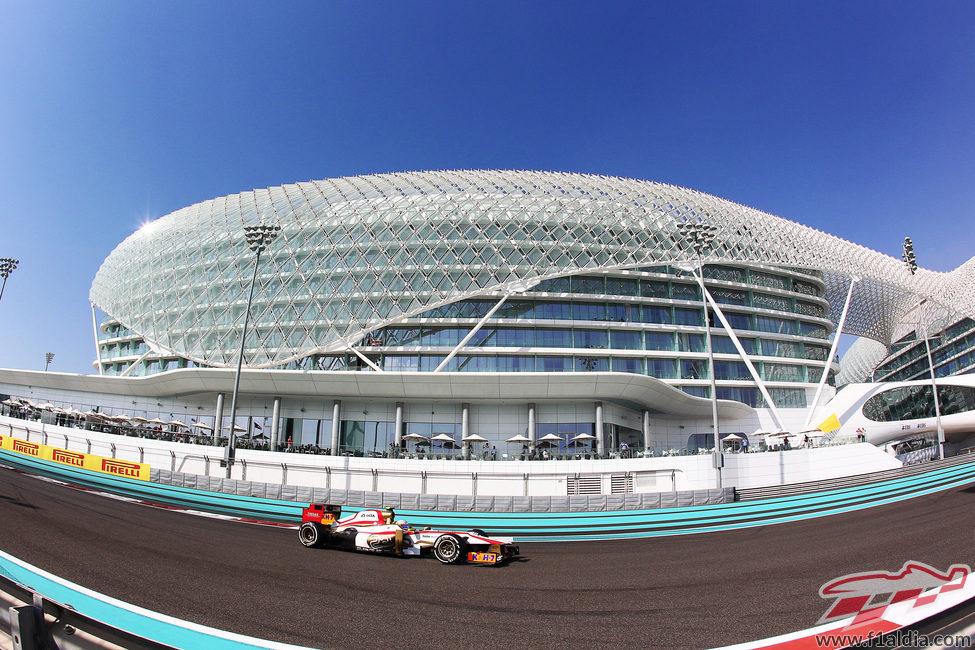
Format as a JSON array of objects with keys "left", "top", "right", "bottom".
[{"left": 0, "top": 550, "right": 313, "bottom": 650}]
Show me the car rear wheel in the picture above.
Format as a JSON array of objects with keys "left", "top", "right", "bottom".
[
  {"left": 433, "top": 533, "right": 466, "bottom": 564},
  {"left": 299, "top": 522, "right": 327, "bottom": 548}
]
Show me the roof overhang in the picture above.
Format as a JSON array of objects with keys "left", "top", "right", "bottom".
[{"left": 0, "top": 368, "right": 754, "bottom": 419}]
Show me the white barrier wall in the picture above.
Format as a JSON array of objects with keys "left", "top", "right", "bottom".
[{"left": 0, "top": 415, "right": 902, "bottom": 497}]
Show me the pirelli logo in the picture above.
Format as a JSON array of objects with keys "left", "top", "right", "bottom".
[
  {"left": 52, "top": 448, "right": 86, "bottom": 468},
  {"left": 13, "top": 440, "right": 40, "bottom": 456},
  {"left": 0, "top": 435, "right": 149, "bottom": 480},
  {"left": 101, "top": 458, "right": 142, "bottom": 478}
]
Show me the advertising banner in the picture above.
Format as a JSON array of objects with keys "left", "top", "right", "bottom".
[{"left": 0, "top": 434, "right": 150, "bottom": 481}]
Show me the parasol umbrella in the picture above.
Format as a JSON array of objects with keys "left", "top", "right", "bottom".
[
  {"left": 431, "top": 433, "right": 457, "bottom": 454},
  {"left": 402, "top": 432, "right": 428, "bottom": 452},
  {"left": 536, "top": 433, "right": 563, "bottom": 448},
  {"left": 462, "top": 433, "right": 489, "bottom": 442},
  {"left": 131, "top": 416, "right": 150, "bottom": 424},
  {"left": 721, "top": 433, "right": 744, "bottom": 441},
  {"left": 223, "top": 424, "right": 247, "bottom": 432},
  {"left": 570, "top": 433, "right": 598, "bottom": 441},
  {"left": 38, "top": 402, "right": 56, "bottom": 410},
  {"left": 506, "top": 434, "right": 531, "bottom": 443},
  {"left": 148, "top": 418, "right": 168, "bottom": 426},
  {"left": 191, "top": 421, "right": 214, "bottom": 431},
  {"left": 167, "top": 420, "right": 189, "bottom": 429}
]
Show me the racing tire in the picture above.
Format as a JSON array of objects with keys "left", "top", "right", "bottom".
[
  {"left": 467, "top": 528, "right": 487, "bottom": 537},
  {"left": 433, "top": 533, "right": 467, "bottom": 564},
  {"left": 299, "top": 522, "right": 327, "bottom": 548}
]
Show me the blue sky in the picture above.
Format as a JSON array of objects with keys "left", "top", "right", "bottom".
[{"left": 1, "top": 1, "right": 973, "bottom": 374}]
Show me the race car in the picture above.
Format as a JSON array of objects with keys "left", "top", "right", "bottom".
[{"left": 298, "top": 504, "right": 520, "bottom": 565}]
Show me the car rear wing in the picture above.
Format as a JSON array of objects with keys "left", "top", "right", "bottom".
[{"left": 301, "top": 504, "right": 342, "bottom": 525}]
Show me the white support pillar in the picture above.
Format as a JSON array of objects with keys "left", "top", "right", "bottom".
[
  {"left": 348, "top": 347, "right": 384, "bottom": 372},
  {"left": 595, "top": 401, "right": 604, "bottom": 456},
  {"left": 213, "top": 393, "right": 225, "bottom": 444},
  {"left": 330, "top": 400, "right": 341, "bottom": 455},
  {"left": 692, "top": 270, "right": 785, "bottom": 430},
  {"left": 270, "top": 396, "right": 281, "bottom": 451},
  {"left": 642, "top": 410, "right": 652, "bottom": 451},
  {"left": 527, "top": 403, "right": 536, "bottom": 446},
  {"left": 90, "top": 303, "right": 104, "bottom": 375},
  {"left": 434, "top": 294, "right": 511, "bottom": 372},
  {"left": 461, "top": 403, "right": 470, "bottom": 459},
  {"left": 804, "top": 276, "right": 858, "bottom": 428},
  {"left": 394, "top": 402, "right": 404, "bottom": 447}
]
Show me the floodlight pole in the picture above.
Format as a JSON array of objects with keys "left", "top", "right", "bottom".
[
  {"left": 0, "top": 258, "right": 19, "bottom": 304},
  {"left": 225, "top": 224, "right": 280, "bottom": 477},
  {"left": 44, "top": 353, "right": 54, "bottom": 372},
  {"left": 677, "top": 221, "right": 722, "bottom": 488},
  {"left": 902, "top": 237, "right": 945, "bottom": 459}
]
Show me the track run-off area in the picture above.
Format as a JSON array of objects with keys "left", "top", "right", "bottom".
[{"left": 1, "top": 465, "right": 974, "bottom": 648}]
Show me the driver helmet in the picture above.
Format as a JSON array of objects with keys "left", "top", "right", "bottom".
[{"left": 395, "top": 520, "right": 408, "bottom": 529}]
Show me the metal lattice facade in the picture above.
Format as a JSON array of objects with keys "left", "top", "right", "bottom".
[{"left": 90, "top": 170, "right": 975, "bottom": 369}]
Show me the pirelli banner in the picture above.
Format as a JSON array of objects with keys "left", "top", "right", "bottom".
[{"left": 0, "top": 434, "right": 150, "bottom": 481}]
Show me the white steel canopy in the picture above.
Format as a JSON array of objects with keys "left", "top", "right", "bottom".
[{"left": 90, "top": 170, "right": 975, "bottom": 368}]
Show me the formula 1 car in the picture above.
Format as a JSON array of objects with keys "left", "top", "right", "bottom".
[{"left": 298, "top": 504, "right": 520, "bottom": 565}]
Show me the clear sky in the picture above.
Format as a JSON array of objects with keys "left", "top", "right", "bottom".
[{"left": 0, "top": 1, "right": 973, "bottom": 374}]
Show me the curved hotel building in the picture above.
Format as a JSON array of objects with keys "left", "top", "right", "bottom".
[{"left": 4, "top": 170, "right": 975, "bottom": 460}]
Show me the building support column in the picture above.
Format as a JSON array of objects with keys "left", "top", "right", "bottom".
[
  {"left": 394, "top": 402, "right": 404, "bottom": 450},
  {"left": 330, "top": 400, "right": 341, "bottom": 455},
  {"left": 461, "top": 403, "right": 470, "bottom": 459},
  {"left": 434, "top": 294, "right": 511, "bottom": 373},
  {"left": 527, "top": 403, "right": 536, "bottom": 448},
  {"left": 804, "top": 276, "right": 859, "bottom": 429},
  {"left": 270, "top": 397, "right": 281, "bottom": 451},
  {"left": 213, "top": 393, "right": 225, "bottom": 444},
  {"left": 642, "top": 410, "right": 652, "bottom": 451},
  {"left": 595, "top": 401, "right": 604, "bottom": 457},
  {"left": 90, "top": 303, "right": 104, "bottom": 376},
  {"left": 692, "top": 269, "right": 785, "bottom": 430}
]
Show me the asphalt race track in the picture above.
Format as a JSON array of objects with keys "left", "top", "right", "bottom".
[{"left": 1, "top": 466, "right": 973, "bottom": 649}]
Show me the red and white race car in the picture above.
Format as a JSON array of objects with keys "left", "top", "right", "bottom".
[{"left": 298, "top": 504, "right": 520, "bottom": 565}]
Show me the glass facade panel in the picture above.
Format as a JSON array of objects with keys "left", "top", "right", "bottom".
[
  {"left": 670, "top": 283, "right": 700, "bottom": 301},
  {"left": 723, "top": 312, "right": 752, "bottom": 330},
  {"left": 645, "top": 332, "right": 675, "bottom": 351},
  {"left": 647, "top": 359, "right": 677, "bottom": 379},
  {"left": 533, "top": 301, "right": 572, "bottom": 320},
  {"left": 572, "top": 302, "right": 607, "bottom": 321},
  {"left": 534, "top": 328, "right": 573, "bottom": 348},
  {"left": 643, "top": 306, "right": 672, "bottom": 324},
  {"left": 717, "top": 387, "right": 763, "bottom": 407},
  {"left": 575, "top": 329, "right": 608, "bottom": 348},
  {"left": 756, "top": 316, "right": 797, "bottom": 335},
  {"left": 674, "top": 308, "right": 703, "bottom": 326},
  {"left": 606, "top": 277, "right": 639, "bottom": 296},
  {"left": 677, "top": 333, "right": 705, "bottom": 353},
  {"left": 714, "top": 361, "right": 750, "bottom": 380},
  {"left": 612, "top": 357, "right": 644, "bottom": 374},
  {"left": 610, "top": 330, "right": 643, "bottom": 350},
  {"left": 763, "top": 363, "right": 804, "bottom": 382},
  {"left": 574, "top": 356, "right": 609, "bottom": 372},
  {"left": 680, "top": 359, "right": 709, "bottom": 380}
]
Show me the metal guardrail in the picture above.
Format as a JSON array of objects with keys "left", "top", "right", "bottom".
[{"left": 734, "top": 454, "right": 975, "bottom": 501}]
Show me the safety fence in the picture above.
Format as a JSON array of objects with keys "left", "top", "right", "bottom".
[
  {"left": 3, "top": 446, "right": 975, "bottom": 541},
  {"left": 734, "top": 453, "right": 975, "bottom": 501}
]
